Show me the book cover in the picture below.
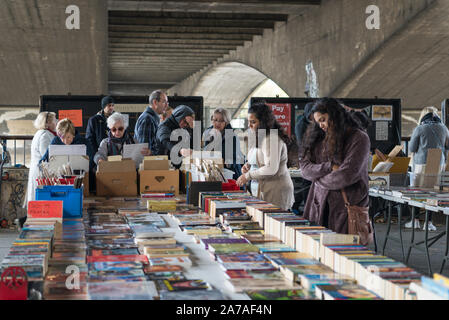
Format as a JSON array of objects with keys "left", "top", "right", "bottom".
[
  {"left": 160, "top": 279, "right": 210, "bottom": 291},
  {"left": 209, "top": 243, "right": 260, "bottom": 255},
  {"left": 245, "top": 289, "right": 312, "bottom": 300},
  {"left": 220, "top": 262, "right": 278, "bottom": 272},
  {"left": 86, "top": 254, "right": 148, "bottom": 264},
  {"left": 160, "top": 289, "right": 226, "bottom": 300},
  {"left": 217, "top": 252, "right": 268, "bottom": 264},
  {"left": 315, "top": 283, "right": 382, "bottom": 300}
]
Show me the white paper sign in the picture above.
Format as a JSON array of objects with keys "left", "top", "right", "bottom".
[
  {"left": 49, "top": 144, "right": 86, "bottom": 157},
  {"left": 48, "top": 155, "right": 89, "bottom": 173},
  {"left": 375, "top": 121, "right": 388, "bottom": 141},
  {"left": 123, "top": 143, "right": 146, "bottom": 167}
]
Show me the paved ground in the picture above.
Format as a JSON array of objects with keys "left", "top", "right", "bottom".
[
  {"left": 368, "top": 216, "right": 449, "bottom": 277},
  {"left": 0, "top": 228, "right": 19, "bottom": 262},
  {"left": 1, "top": 216, "right": 448, "bottom": 277}
]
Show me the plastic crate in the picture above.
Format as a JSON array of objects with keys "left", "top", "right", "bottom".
[
  {"left": 222, "top": 179, "right": 240, "bottom": 191},
  {"left": 35, "top": 185, "right": 83, "bottom": 218}
]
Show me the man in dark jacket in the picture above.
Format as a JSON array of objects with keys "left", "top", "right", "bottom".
[
  {"left": 293, "top": 102, "right": 314, "bottom": 214},
  {"left": 295, "top": 102, "right": 314, "bottom": 150},
  {"left": 157, "top": 105, "right": 195, "bottom": 168},
  {"left": 134, "top": 90, "right": 169, "bottom": 156},
  {"left": 86, "top": 96, "right": 115, "bottom": 154}
]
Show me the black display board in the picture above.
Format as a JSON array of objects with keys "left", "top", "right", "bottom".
[
  {"left": 40, "top": 95, "right": 204, "bottom": 136},
  {"left": 250, "top": 97, "right": 402, "bottom": 154}
]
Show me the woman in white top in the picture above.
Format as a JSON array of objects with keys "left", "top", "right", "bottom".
[
  {"left": 25, "top": 112, "right": 58, "bottom": 203},
  {"left": 237, "top": 102, "right": 294, "bottom": 210}
]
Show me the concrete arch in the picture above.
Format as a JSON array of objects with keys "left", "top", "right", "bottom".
[{"left": 191, "top": 61, "right": 269, "bottom": 112}]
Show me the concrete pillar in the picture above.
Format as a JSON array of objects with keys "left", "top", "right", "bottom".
[{"left": 0, "top": 0, "right": 108, "bottom": 107}]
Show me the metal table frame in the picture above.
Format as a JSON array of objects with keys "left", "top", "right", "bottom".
[{"left": 370, "top": 189, "right": 449, "bottom": 276}]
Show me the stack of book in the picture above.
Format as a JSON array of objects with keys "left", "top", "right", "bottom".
[
  {"left": 263, "top": 213, "right": 309, "bottom": 243},
  {"left": 84, "top": 205, "right": 157, "bottom": 300},
  {"left": 44, "top": 218, "right": 88, "bottom": 299},
  {"left": 409, "top": 274, "right": 449, "bottom": 300},
  {"left": 1, "top": 225, "right": 54, "bottom": 282}
]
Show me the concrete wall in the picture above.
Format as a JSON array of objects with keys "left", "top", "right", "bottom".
[
  {"left": 0, "top": 0, "right": 108, "bottom": 107},
  {"left": 170, "top": 0, "right": 434, "bottom": 100}
]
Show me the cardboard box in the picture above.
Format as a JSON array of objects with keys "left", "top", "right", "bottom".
[
  {"left": 96, "top": 159, "right": 137, "bottom": 196},
  {"left": 140, "top": 159, "right": 170, "bottom": 171},
  {"left": 144, "top": 156, "right": 169, "bottom": 161},
  {"left": 139, "top": 169, "right": 179, "bottom": 195},
  {"left": 372, "top": 146, "right": 410, "bottom": 174},
  {"left": 412, "top": 149, "right": 442, "bottom": 188}
]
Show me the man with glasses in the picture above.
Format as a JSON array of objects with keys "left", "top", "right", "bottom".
[
  {"left": 86, "top": 95, "right": 116, "bottom": 155},
  {"left": 134, "top": 90, "right": 169, "bottom": 156}
]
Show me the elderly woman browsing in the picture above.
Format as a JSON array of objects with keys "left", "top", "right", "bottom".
[{"left": 94, "top": 112, "right": 150, "bottom": 165}]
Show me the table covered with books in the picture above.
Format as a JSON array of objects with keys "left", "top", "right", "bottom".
[
  {"left": 2, "top": 189, "right": 449, "bottom": 300},
  {"left": 369, "top": 186, "right": 449, "bottom": 276}
]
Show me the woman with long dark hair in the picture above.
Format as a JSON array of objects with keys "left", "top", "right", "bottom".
[
  {"left": 299, "top": 98, "right": 370, "bottom": 234},
  {"left": 236, "top": 102, "right": 294, "bottom": 210}
]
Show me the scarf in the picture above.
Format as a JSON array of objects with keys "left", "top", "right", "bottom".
[
  {"left": 47, "top": 129, "right": 57, "bottom": 136},
  {"left": 107, "top": 129, "right": 134, "bottom": 156}
]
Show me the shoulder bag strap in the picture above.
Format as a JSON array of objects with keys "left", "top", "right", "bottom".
[{"left": 341, "top": 189, "right": 350, "bottom": 207}]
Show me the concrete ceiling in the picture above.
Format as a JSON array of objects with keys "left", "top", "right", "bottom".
[{"left": 107, "top": 0, "right": 321, "bottom": 94}]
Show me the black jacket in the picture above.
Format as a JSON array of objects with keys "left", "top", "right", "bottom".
[
  {"left": 295, "top": 102, "right": 314, "bottom": 148},
  {"left": 157, "top": 105, "right": 194, "bottom": 167},
  {"left": 86, "top": 110, "right": 111, "bottom": 154}
]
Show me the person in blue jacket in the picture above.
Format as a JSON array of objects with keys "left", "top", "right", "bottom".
[
  {"left": 40, "top": 118, "right": 94, "bottom": 171},
  {"left": 203, "top": 107, "right": 243, "bottom": 180},
  {"left": 134, "top": 90, "right": 169, "bottom": 155},
  {"left": 86, "top": 95, "right": 115, "bottom": 154}
]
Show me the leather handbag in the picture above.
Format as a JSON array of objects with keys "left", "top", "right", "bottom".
[{"left": 341, "top": 190, "right": 373, "bottom": 246}]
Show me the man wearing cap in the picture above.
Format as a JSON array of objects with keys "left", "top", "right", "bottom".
[
  {"left": 157, "top": 105, "right": 195, "bottom": 168},
  {"left": 86, "top": 95, "right": 115, "bottom": 154},
  {"left": 134, "top": 90, "right": 169, "bottom": 156}
]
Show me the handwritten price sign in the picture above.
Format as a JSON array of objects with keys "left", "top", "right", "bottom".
[
  {"left": 58, "top": 109, "right": 83, "bottom": 127},
  {"left": 28, "top": 201, "right": 63, "bottom": 219}
]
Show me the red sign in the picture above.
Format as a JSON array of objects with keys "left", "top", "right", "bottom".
[
  {"left": 28, "top": 201, "right": 63, "bottom": 219},
  {"left": 266, "top": 103, "right": 292, "bottom": 136},
  {"left": 0, "top": 267, "right": 28, "bottom": 300},
  {"left": 58, "top": 109, "right": 83, "bottom": 127}
]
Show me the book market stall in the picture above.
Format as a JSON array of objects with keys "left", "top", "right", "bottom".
[{"left": 3, "top": 151, "right": 449, "bottom": 301}]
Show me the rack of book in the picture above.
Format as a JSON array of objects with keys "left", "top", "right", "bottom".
[{"left": 2, "top": 188, "right": 449, "bottom": 300}]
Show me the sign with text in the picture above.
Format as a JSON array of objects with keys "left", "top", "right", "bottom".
[
  {"left": 58, "top": 109, "right": 83, "bottom": 127},
  {"left": 28, "top": 201, "right": 63, "bottom": 219},
  {"left": 266, "top": 103, "right": 292, "bottom": 136}
]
